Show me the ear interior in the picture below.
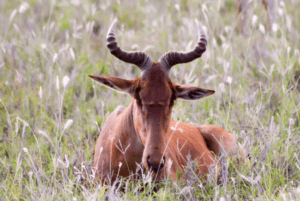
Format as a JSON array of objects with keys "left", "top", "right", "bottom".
[
  {"left": 175, "top": 84, "right": 215, "bottom": 100},
  {"left": 89, "top": 75, "right": 136, "bottom": 96}
]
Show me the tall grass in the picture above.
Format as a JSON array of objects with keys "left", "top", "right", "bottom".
[{"left": 0, "top": 0, "right": 300, "bottom": 200}]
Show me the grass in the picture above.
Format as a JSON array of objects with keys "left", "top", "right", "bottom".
[{"left": 1, "top": 0, "right": 300, "bottom": 200}]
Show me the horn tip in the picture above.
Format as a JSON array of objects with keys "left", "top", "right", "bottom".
[
  {"left": 112, "top": 18, "right": 118, "bottom": 24},
  {"left": 107, "top": 19, "right": 118, "bottom": 37},
  {"left": 195, "top": 19, "right": 206, "bottom": 40}
]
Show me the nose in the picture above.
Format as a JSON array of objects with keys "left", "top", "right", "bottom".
[{"left": 147, "top": 156, "right": 165, "bottom": 173}]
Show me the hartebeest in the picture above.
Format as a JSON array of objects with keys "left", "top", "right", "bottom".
[{"left": 90, "top": 19, "right": 245, "bottom": 183}]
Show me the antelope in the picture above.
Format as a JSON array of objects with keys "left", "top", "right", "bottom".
[{"left": 90, "top": 19, "right": 246, "bottom": 183}]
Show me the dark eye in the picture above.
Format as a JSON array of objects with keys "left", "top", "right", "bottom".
[
  {"left": 137, "top": 99, "right": 143, "bottom": 107},
  {"left": 147, "top": 104, "right": 156, "bottom": 109},
  {"left": 134, "top": 87, "right": 143, "bottom": 107}
]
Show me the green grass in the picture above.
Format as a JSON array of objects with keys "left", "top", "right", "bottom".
[{"left": 1, "top": 0, "right": 300, "bottom": 200}]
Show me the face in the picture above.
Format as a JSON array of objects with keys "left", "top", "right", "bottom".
[{"left": 134, "top": 64, "right": 176, "bottom": 174}]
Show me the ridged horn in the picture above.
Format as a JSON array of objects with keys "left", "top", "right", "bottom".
[
  {"left": 106, "top": 19, "right": 153, "bottom": 72},
  {"left": 158, "top": 19, "right": 207, "bottom": 75}
]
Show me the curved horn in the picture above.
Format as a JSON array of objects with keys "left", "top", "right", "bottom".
[
  {"left": 158, "top": 19, "right": 207, "bottom": 75},
  {"left": 106, "top": 19, "right": 153, "bottom": 72}
]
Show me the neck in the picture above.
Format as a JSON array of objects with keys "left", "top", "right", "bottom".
[{"left": 120, "top": 101, "right": 140, "bottom": 139}]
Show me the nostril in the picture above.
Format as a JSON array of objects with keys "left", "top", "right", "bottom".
[{"left": 147, "top": 157, "right": 165, "bottom": 173}]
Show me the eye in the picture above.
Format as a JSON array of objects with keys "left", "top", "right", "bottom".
[
  {"left": 137, "top": 99, "right": 143, "bottom": 107},
  {"left": 148, "top": 104, "right": 156, "bottom": 108},
  {"left": 134, "top": 87, "right": 143, "bottom": 107},
  {"left": 149, "top": 102, "right": 155, "bottom": 107}
]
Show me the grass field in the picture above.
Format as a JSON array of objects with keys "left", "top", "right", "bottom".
[{"left": 1, "top": 0, "right": 300, "bottom": 200}]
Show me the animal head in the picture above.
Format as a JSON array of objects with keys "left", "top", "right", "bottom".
[{"left": 89, "top": 19, "right": 214, "bottom": 175}]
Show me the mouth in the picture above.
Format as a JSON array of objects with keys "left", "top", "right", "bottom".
[
  {"left": 147, "top": 158, "right": 165, "bottom": 173},
  {"left": 148, "top": 161, "right": 165, "bottom": 174},
  {"left": 138, "top": 162, "right": 167, "bottom": 181}
]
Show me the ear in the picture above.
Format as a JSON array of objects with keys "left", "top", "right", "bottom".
[
  {"left": 174, "top": 84, "right": 215, "bottom": 100},
  {"left": 89, "top": 75, "right": 137, "bottom": 96}
]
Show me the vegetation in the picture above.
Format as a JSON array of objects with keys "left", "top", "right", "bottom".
[{"left": 0, "top": 0, "right": 299, "bottom": 200}]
